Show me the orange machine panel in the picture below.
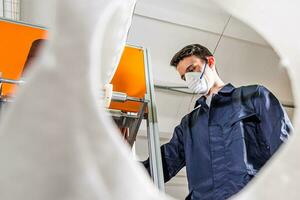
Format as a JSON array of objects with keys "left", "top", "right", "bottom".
[
  {"left": 109, "top": 46, "right": 147, "bottom": 113},
  {"left": 0, "top": 19, "right": 47, "bottom": 96},
  {"left": 0, "top": 19, "right": 146, "bottom": 113}
]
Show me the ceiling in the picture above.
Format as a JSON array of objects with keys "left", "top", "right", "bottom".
[{"left": 134, "top": 0, "right": 269, "bottom": 46}]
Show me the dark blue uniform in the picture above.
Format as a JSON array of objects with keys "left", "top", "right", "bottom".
[{"left": 143, "top": 84, "right": 292, "bottom": 200}]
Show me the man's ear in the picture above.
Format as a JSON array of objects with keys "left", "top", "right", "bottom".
[{"left": 207, "top": 56, "right": 215, "bottom": 67}]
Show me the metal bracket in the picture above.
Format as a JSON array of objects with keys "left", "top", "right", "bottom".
[{"left": 127, "top": 102, "right": 147, "bottom": 146}]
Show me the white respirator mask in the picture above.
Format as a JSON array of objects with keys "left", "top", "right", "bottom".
[{"left": 185, "top": 63, "right": 211, "bottom": 95}]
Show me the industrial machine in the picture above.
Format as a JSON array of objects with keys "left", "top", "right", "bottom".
[{"left": 0, "top": 18, "right": 165, "bottom": 190}]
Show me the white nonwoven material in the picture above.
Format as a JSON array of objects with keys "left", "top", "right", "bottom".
[
  {"left": 1, "top": 0, "right": 298, "bottom": 199},
  {"left": 0, "top": 0, "right": 173, "bottom": 199},
  {"left": 211, "top": 0, "right": 300, "bottom": 199}
]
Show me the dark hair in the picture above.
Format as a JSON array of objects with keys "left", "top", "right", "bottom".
[{"left": 170, "top": 44, "right": 213, "bottom": 67}]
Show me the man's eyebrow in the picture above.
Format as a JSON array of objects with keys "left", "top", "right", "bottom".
[{"left": 185, "top": 64, "right": 194, "bottom": 72}]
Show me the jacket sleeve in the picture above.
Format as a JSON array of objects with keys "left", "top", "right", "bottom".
[
  {"left": 142, "top": 123, "right": 186, "bottom": 183},
  {"left": 253, "top": 85, "right": 293, "bottom": 156}
]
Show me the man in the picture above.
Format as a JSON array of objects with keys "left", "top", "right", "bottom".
[{"left": 143, "top": 44, "right": 293, "bottom": 200}]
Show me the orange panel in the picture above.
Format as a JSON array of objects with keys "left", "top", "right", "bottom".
[
  {"left": 0, "top": 19, "right": 47, "bottom": 96},
  {"left": 109, "top": 46, "right": 147, "bottom": 113},
  {"left": 0, "top": 19, "right": 146, "bottom": 113}
]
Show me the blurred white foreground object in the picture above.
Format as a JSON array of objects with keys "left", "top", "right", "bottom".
[
  {"left": 0, "top": 0, "right": 172, "bottom": 199},
  {"left": 211, "top": 0, "right": 300, "bottom": 199}
]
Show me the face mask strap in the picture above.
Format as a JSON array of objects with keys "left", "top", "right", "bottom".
[{"left": 199, "top": 62, "right": 207, "bottom": 79}]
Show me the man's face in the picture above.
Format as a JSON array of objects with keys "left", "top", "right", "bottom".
[{"left": 176, "top": 55, "right": 207, "bottom": 81}]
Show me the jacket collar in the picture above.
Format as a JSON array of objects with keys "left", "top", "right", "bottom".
[
  {"left": 194, "top": 83, "right": 235, "bottom": 109},
  {"left": 218, "top": 83, "right": 235, "bottom": 95},
  {"left": 194, "top": 96, "right": 206, "bottom": 109}
]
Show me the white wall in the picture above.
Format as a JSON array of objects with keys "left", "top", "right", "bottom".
[
  {"left": 0, "top": 0, "right": 3, "bottom": 17},
  {"left": 20, "top": 0, "right": 55, "bottom": 27},
  {"left": 1, "top": 0, "right": 20, "bottom": 20}
]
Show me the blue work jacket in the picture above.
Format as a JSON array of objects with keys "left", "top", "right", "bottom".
[{"left": 143, "top": 84, "right": 293, "bottom": 200}]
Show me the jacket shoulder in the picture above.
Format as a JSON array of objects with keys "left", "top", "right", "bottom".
[
  {"left": 232, "top": 85, "right": 263, "bottom": 111},
  {"left": 237, "top": 84, "right": 273, "bottom": 98},
  {"left": 235, "top": 84, "right": 260, "bottom": 95}
]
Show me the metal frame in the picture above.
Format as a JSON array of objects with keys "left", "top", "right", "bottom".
[
  {"left": 109, "top": 45, "right": 165, "bottom": 191},
  {"left": 0, "top": 78, "right": 24, "bottom": 111},
  {"left": 154, "top": 84, "right": 296, "bottom": 109},
  {"left": 0, "top": 77, "right": 24, "bottom": 84},
  {"left": 143, "top": 47, "right": 165, "bottom": 191},
  {"left": 0, "top": 16, "right": 46, "bottom": 29},
  {"left": 127, "top": 101, "right": 147, "bottom": 146}
]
